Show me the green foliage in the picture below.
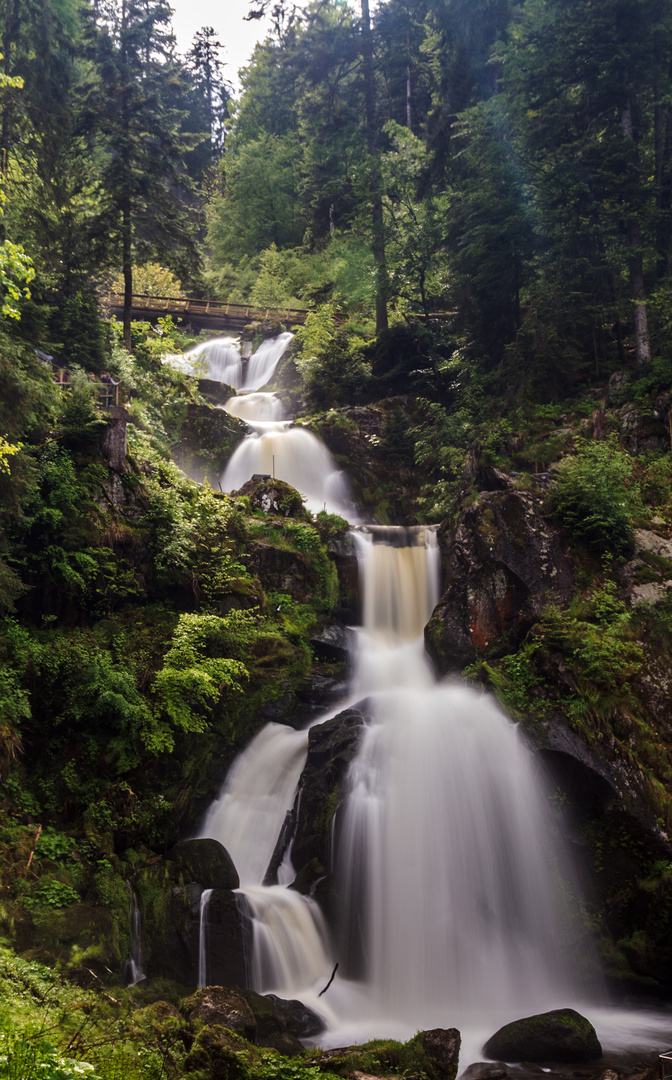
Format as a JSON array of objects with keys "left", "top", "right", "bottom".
[
  {"left": 545, "top": 440, "right": 644, "bottom": 556},
  {"left": 412, "top": 398, "right": 473, "bottom": 521},
  {"left": 256, "top": 1053, "right": 340, "bottom": 1080},
  {"left": 152, "top": 613, "right": 249, "bottom": 745},
  {"left": 23, "top": 881, "right": 80, "bottom": 911},
  {"left": 0, "top": 1034, "right": 99, "bottom": 1080},
  {"left": 293, "top": 306, "right": 371, "bottom": 408},
  {"left": 34, "top": 830, "right": 76, "bottom": 864}
]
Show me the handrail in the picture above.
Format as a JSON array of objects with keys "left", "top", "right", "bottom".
[
  {"left": 105, "top": 292, "right": 311, "bottom": 322},
  {"left": 104, "top": 293, "right": 453, "bottom": 324}
]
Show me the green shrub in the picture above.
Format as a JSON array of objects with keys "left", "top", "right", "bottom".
[
  {"left": 23, "top": 881, "right": 80, "bottom": 910},
  {"left": 545, "top": 439, "right": 644, "bottom": 556}
]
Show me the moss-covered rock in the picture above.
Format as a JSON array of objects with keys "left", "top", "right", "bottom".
[
  {"left": 181, "top": 987, "right": 257, "bottom": 1041},
  {"left": 183, "top": 1023, "right": 253, "bottom": 1080},
  {"left": 483, "top": 1009, "right": 602, "bottom": 1063}
]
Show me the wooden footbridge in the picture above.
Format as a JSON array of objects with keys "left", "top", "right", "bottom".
[
  {"left": 105, "top": 293, "right": 312, "bottom": 333},
  {"left": 105, "top": 293, "right": 451, "bottom": 333}
]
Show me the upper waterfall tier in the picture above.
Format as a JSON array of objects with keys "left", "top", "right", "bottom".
[{"left": 169, "top": 332, "right": 293, "bottom": 392}]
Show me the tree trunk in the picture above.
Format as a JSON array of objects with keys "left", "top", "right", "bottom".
[
  {"left": 121, "top": 0, "right": 133, "bottom": 351},
  {"left": 361, "top": 0, "right": 388, "bottom": 336},
  {"left": 621, "top": 98, "right": 651, "bottom": 368},
  {"left": 122, "top": 193, "right": 133, "bottom": 351}
]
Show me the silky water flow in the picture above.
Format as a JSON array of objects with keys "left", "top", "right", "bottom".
[{"left": 199, "top": 514, "right": 607, "bottom": 1059}]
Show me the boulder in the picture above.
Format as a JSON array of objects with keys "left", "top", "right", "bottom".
[
  {"left": 235, "top": 477, "right": 311, "bottom": 520},
  {"left": 410, "top": 1028, "right": 461, "bottom": 1080},
  {"left": 483, "top": 1008, "right": 602, "bottom": 1063},
  {"left": 181, "top": 987, "right": 257, "bottom": 1041},
  {"left": 266, "top": 993, "right": 326, "bottom": 1038},
  {"left": 426, "top": 489, "right": 575, "bottom": 672},
  {"left": 461, "top": 1064, "right": 508, "bottom": 1080},
  {"left": 168, "top": 838, "right": 240, "bottom": 890},
  {"left": 183, "top": 1023, "right": 253, "bottom": 1079},
  {"left": 290, "top": 705, "right": 368, "bottom": 890}
]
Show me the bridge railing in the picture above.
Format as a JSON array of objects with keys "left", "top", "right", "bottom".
[{"left": 105, "top": 293, "right": 312, "bottom": 324}]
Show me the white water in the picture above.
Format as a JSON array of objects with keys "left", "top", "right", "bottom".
[
  {"left": 220, "top": 384, "right": 354, "bottom": 517},
  {"left": 125, "top": 884, "right": 146, "bottom": 986},
  {"left": 221, "top": 422, "right": 354, "bottom": 517},
  {"left": 199, "top": 524, "right": 609, "bottom": 1054},
  {"left": 202, "top": 392, "right": 666, "bottom": 1061},
  {"left": 198, "top": 888, "right": 213, "bottom": 989},
  {"left": 224, "top": 392, "right": 285, "bottom": 423},
  {"left": 172, "top": 332, "right": 293, "bottom": 392}
]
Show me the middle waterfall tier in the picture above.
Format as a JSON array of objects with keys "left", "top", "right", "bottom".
[{"left": 220, "top": 393, "right": 355, "bottom": 518}]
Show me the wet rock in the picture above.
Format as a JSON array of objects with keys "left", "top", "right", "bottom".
[
  {"left": 291, "top": 705, "right": 368, "bottom": 890},
  {"left": 266, "top": 993, "right": 326, "bottom": 1038},
  {"left": 246, "top": 540, "right": 320, "bottom": 604},
  {"left": 461, "top": 1063, "right": 509, "bottom": 1080},
  {"left": 172, "top": 403, "right": 246, "bottom": 486},
  {"left": 204, "top": 889, "right": 250, "bottom": 989},
  {"left": 168, "top": 838, "right": 240, "bottom": 890},
  {"left": 181, "top": 987, "right": 257, "bottom": 1041},
  {"left": 412, "top": 1028, "right": 461, "bottom": 1080},
  {"left": 426, "top": 489, "right": 575, "bottom": 672},
  {"left": 310, "top": 621, "right": 354, "bottom": 662},
  {"left": 136, "top": 852, "right": 248, "bottom": 989},
  {"left": 483, "top": 1009, "right": 602, "bottom": 1063}
]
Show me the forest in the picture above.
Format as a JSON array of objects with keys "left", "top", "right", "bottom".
[{"left": 1, "top": 0, "right": 672, "bottom": 1077}]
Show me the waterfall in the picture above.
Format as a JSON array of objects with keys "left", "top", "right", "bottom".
[
  {"left": 171, "top": 333, "right": 293, "bottom": 392},
  {"left": 124, "top": 884, "right": 146, "bottom": 986},
  {"left": 220, "top": 393, "right": 354, "bottom": 518},
  {"left": 199, "top": 519, "right": 597, "bottom": 1051},
  {"left": 198, "top": 888, "right": 213, "bottom": 989},
  {"left": 200, "top": 722, "right": 336, "bottom": 999}
]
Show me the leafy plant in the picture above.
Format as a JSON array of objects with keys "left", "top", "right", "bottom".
[{"left": 545, "top": 439, "right": 645, "bottom": 556}]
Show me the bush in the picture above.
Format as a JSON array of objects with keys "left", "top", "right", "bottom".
[{"left": 545, "top": 439, "right": 644, "bottom": 556}]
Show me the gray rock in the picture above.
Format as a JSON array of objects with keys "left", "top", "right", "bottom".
[
  {"left": 291, "top": 705, "right": 368, "bottom": 891},
  {"left": 426, "top": 489, "right": 575, "bottom": 672},
  {"left": 461, "top": 1063, "right": 508, "bottom": 1080}
]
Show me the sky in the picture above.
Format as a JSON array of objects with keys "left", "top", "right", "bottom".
[{"left": 169, "top": 0, "right": 272, "bottom": 89}]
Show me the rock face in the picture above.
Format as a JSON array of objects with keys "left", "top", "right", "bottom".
[
  {"left": 290, "top": 705, "right": 368, "bottom": 892},
  {"left": 426, "top": 487, "right": 575, "bottom": 672},
  {"left": 168, "top": 839, "right": 240, "bottom": 891},
  {"left": 136, "top": 845, "right": 248, "bottom": 989},
  {"left": 483, "top": 1009, "right": 602, "bottom": 1063}
]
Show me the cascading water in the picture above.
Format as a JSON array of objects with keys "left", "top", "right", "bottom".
[
  {"left": 171, "top": 332, "right": 293, "bottom": 392},
  {"left": 336, "top": 528, "right": 579, "bottom": 1032},
  {"left": 200, "top": 519, "right": 597, "bottom": 1055},
  {"left": 198, "top": 888, "right": 213, "bottom": 989},
  {"left": 220, "top": 386, "right": 354, "bottom": 516},
  {"left": 194, "top": 338, "right": 672, "bottom": 1060},
  {"left": 124, "top": 883, "right": 146, "bottom": 987},
  {"left": 200, "top": 723, "right": 335, "bottom": 1000}
]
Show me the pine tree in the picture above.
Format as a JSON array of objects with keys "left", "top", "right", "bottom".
[{"left": 84, "top": 0, "right": 201, "bottom": 348}]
